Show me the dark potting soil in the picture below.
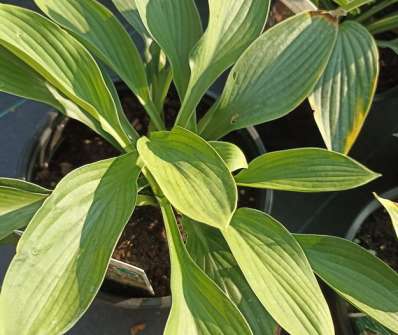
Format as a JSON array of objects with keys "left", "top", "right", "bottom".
[
  {"left": 31, "top": 87, "right": 261, "bottom": 297},
  {"left": 355, "top": 205, "right": 398, "bottom": 272}
]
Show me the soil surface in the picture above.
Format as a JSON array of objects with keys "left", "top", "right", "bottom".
[
  {"left": 31, "top": 87, "right": 264, "bottom": 297},
  {"left": 355, "top": 205, "right": 398, "bottom": 272}
]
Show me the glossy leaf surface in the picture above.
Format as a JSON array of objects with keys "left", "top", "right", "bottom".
[
  {"left": 137, "top": 127, "right": 237, "bottom": 229},
  {"left": 235, "top": 148, "right": 379, "bottom": 192},
  {"left": 223, "top": 208, "right": 334, "bottom": 335},
  {"left": 297, "top": 234, "right": 398, "bottom": 333},
  {"left": 0, "top": 153, "right": 140, "bottom": 335},
  {"left": 309, "top": 21, "right": 379, "bottom": 154},
  {"left": 199, "top": 11, "right": 338, "bottom": 140}
]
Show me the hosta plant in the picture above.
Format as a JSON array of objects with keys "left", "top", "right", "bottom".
[
  {"left": 0, "top": 1, "right": 397, "bottom": 335},
  {"left": 308, "top": 0, "right": 398, "bottom": 154}
]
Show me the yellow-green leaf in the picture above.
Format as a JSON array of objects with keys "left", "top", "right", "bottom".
[
  {"left": 210, "top": 141, "right": 248, "bottom": 172},
  {"left": 160, "top": 203, "right": 252, "bottom": 335},
  {"left": 309, "top": 21, "right": 379, "bottom": 154},
  {"left": 374, "top": 194, "right": 398, "bottom": 238},
  {"left": 0, "top": 178, "right": 49, "bottom": 241},
  {"left": 0, "top": 153, "right": 140, "bottom": 335},
  {"left": 199, "top": 11, "right": 338, "bottom": 140},
  {"left": 137, "top": 127, "right": 237, "bottom": 229},
  {"left": 184, "top": 217, "right": 278, "bottom": 335},
  {"left": 296, "top": 234, "right": 398, "bottom": 333},
  {"left": 223, "top": 208, "right": 334, "bottom": 335},
  {"left": 235, "top": 148, "right": 380, "bottom": 192},
  {"left": 0, "top": 45, "right": 124, "bottom": 150},
  {"left": 0, "top": 4, "right": 131, "bottom": 149}
]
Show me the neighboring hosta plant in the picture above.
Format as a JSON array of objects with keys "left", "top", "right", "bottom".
[
  {"left": 309, "top": 0, "right": 398, "bottom": 154},
  {"left": 0, "top": 1, "right": 397, "bottom": 335}
]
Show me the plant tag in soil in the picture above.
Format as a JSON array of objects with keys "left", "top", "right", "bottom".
[
  {"left": 14, "top": 230, "right": 155, "bottom": 295},
  {"left": 107, "top": 258, "right": 155, "bottom": 295}
]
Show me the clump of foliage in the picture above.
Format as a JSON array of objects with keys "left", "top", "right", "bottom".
[{"left": 0, "top": 1, "right": 397, "bottom": 335}]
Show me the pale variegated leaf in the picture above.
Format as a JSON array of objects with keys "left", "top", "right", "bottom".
[
  {"left": 296, "top": 234, "right": 398, "bottom": 333},
  {"left": 137, "top": 127, "right": 237, "bottom": 229},
  {"left": 374, "top": 194, "right": 398, "bottom": 238},
  {"left": 199, "top": 11, "right": 338, "bottom": 140},
  {"left": 309, "top": 21, "right": 379, "bottom": 154},
  {"left": 0, "top": 153, "right": 140, "bottom": 335},
  {"left": 223, "top": 208, "right": 334, "bottom": 335},
  {"left": 160, "top": 203, "right": 252, "bottom": 335},
  {"left": 0, "top": 4, "right": 132, "bottom": 149},
  {"left": 235, "top": 148, "right": 379, "bottom": 192},
  {"left": 175, "top": 0, "right": 270, "bottom": 127},
  {"left": 184, "top": 217, "right": 278, "bottom": 335}
]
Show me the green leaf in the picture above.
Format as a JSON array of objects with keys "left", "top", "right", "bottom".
[
  {"left": 199, "top": 11, "right": 338, "bottom": 140},
  {"left": 0, "top": 153, "right": 140, "bottom": 335},
  {"left": 210, "top": 141, "right": 248, "bottom": 172},
  {"left": 374, "top": 194, "right": 398, "bottom": 238},
  {"left": 296, "top": 234, "right": 398, "bottom": 333},
  {"left": 309, "top": 21, "right": 379, "bottom": 154},
  {"left": 175, "top": 0, "right": 270, "bottom": 127},
  {"left": 34, "top": 0, "right": 164, "bottom": 131},
  {"left": 0, "top": 178, "right": 49, "bottom": 241},
  {"left": 0, "top": 45, "right": 124, "bottom": 150},
  {"left": 112, "top": 0, "right": 149, "bottom": 38},
  {"left": 159, "top": 202, "right": 252, "bottom": 335},
  {"left": 137, "top": 127, "right": 237, "bottom": 229},
  {"left": 332, "top": 0, "right": 373, "bottom": 11},
  {"left": 136, "top": 0, "right": 202, "bottom": 99},
  {"left": 0, "top": 4, "right": 132, "bottom": 149},
  {"left": 184, "top": 217, "right": 278, "bottom": 335},
  {"left": 235, "top": 148, "right": 380, "bottom": 192},
  {"left": 367, "top": 12, "right": 398, "bottom": 35},
  {"left": 223, "top": 208, "right": 334, "bottom": 335},
  {"left": 378, "top": 39, "right": 398, "bottom": 55}
]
